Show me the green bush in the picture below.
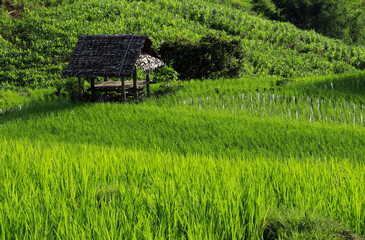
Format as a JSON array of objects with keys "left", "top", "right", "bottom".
[
  {"left": 252, "top": 0, "right": 365, "bottom": 45},
  {"left": 251, "top": 0, "right": 277, "bottom": 19},
  {"left": 153, "top": 65, "right": 179, "bottom": 83},
  {"left": 159, "top": 34, "right": 244, "bottom": 80},
  {"left": 153, "top": 66, "right": 182, "bottom": 96}
]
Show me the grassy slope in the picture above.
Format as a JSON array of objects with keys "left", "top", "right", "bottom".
[
  {"left": 0, "top": 0, "right": 364, "bottom": 88},
  {"left": 2, "top": 101, "right": 365, "bottom": 159},
  {"left": 1, "top": 72, "right": 365, "bottom": 238}
]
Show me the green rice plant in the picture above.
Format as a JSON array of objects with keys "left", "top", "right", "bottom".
[
  {"left": 1, "top": 74, "right": 365, "bottom": 238},
  {"left": 1, "top": 137, "right": 365, "bottom": 238}
]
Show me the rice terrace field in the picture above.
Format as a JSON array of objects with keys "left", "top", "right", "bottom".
[{"left": 1, "top": 0, "right": 365, "bottom": 239}]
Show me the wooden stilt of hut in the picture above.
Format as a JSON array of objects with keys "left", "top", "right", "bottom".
[{"left": 62, "top": 34, "right": 164, "bottom": 101}]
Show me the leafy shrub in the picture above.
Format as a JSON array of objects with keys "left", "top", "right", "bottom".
[
  {"left": 153, "top": 66, "right": 183, "bottom": 96},
  {"left": 152, "top": 65, "right": 179, "bottom": 83},
  {"left": 251, "top": 0, "right": 277, "bottom": 19},
  {"left": 159, "top": 34, "right": 244, "bottom": 80}
]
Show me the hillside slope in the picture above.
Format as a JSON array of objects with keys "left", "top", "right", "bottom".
[
  {"left": 0, "top": 0, "right": 364, "bottom": 89},
  {"left": 2, "top": 1, "right": 365, "bottom": 238}
]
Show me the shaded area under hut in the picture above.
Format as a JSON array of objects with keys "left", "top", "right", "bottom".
[{"left": 62, "top": 34, "right": 164, "bottom": 101}]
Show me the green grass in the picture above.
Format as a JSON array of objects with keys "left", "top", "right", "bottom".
[
  {"left": 153, "top": 72, "right": 365, "bottom": 130},
  {"left": 1, "top": 71, "right": 365, "bottom": 238},
  {"left": 2, "top": 99, "right": 365, "bottom": 159},
  {"left": 2, "top": 0, "right": 365, "bottom": 238},
  {"left": 2, "top": 74, "right": 365, "bottom": 238},
  {"left": 1, "top": 136, "right": 365, "bottom": 239}
]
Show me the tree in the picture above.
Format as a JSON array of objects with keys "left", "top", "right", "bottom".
[{"left": 252, "top": 0, "right": 365, "bottom": 44}]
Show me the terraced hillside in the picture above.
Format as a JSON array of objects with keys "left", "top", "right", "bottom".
[
  {"left": 2, "top": 72, "right": 365, "bottom": 239},
  {"left": 1, "top": 0, "right": 365, "bottom": 239},
  {"left": 0, "top": 0, "right": 364, "bottom": 89}
]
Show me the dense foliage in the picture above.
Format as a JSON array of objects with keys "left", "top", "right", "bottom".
[
  {"left": 252, "top": 0, "right": 365, "bottom": 45},
  {"left": 160, "top": 35, "right": 244, "bottom": 79}
]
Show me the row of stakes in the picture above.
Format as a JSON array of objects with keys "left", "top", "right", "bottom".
[{"left": 177, "top": 93, "right": 364, "bottom": 126}]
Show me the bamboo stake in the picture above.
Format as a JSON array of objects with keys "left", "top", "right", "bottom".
[
  {"left": 90, "top": 77, "right": 96, "bottom": 102},
  {"left": 146, "top": 74, "right": 151, "bottom": 97},
  {"left": 121, "top": 78, "right": 126, "bottom": 102},
  {"left": 78, "top": 77, "right": 83, "bottom": 101},
  {"left": 133, "top": 67, "right": 138, "bottom": 100}
]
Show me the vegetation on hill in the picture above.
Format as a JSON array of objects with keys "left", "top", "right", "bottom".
[
  {"left": 0, "top": 0, "right": 364, "bottom": 89},
  {"left": 252, "top": 0, "right": 365, "bottom": 45},
  {"left": 1, "top": 0, "right": 365, "bottom": 239}
]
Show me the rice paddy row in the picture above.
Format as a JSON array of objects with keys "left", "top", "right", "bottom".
[
  {"left": 1, "top": 72, "right": 365, "bottom": 238},
  {"left": 1, "top": 138, "right": 365, "bottom": 239}
]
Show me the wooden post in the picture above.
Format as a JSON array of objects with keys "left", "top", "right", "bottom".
[
  {"left": 121, "top": 77, "right": 126, "bottom": 102},
  {"left": 90, "top": 77, "right": 96, "bottom": 102},
  {"left": 78, "top": 77, "right": 83, "bottom": 101},
  {"left": 146, "top": 74, "right": 151, "bottom": 97},
  {"left": 104, "top": 76, "right": 108, "bottom": 96},
  {"left": 133, "top": 66, "right": 138, "bottom": 100}
]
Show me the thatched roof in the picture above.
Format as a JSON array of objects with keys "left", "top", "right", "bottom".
[{"left": 63, "top": 34, "right": 164, "bottom": 78}]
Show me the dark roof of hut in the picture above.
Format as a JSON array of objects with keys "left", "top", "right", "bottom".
[{"left": 62, "top": 34, "right": 164, "bottom": 78}]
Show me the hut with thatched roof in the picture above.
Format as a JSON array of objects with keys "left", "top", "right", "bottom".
[{"left": 63, "top": 34, "right": 164, "bottom": 101}]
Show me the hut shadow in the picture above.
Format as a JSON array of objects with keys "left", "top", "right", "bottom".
[{"left": 0, "top": 99, "right": 85, "bottom": 124}]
